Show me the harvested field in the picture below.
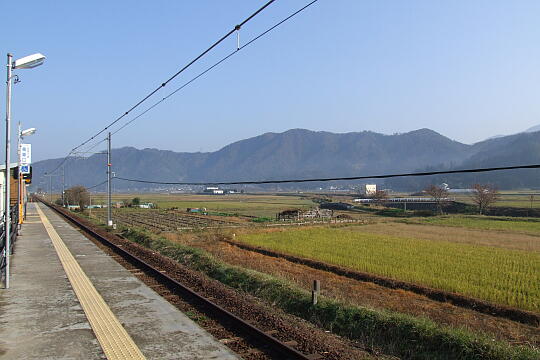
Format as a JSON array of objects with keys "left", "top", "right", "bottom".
[
  {"left": 90, "top": 208, "right": 244, "bottom": 231},
  {"left": 236, "top": 227, "right": 540, "bottom": 312},
  {"left": 407, "top": 215, "right": 540, "bottom": 236},
  {"left": 167, "top": 234, "right": 540, "bottom": 347},
  {"left": 89, "top": 194, "right": 317, "bottom": 218},
  {"left": 351, "top": 222, "right": 540, "bottom": 252}
]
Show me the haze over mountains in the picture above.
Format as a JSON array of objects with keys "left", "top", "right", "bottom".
[{"left": 32, "top": 128, "right": 540, "bottom": 192}]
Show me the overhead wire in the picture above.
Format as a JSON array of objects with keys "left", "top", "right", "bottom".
[
  {"left": 112, "top": 163, "right": 540, "bottom": 186},
  {"left": 78, "top": 0, "right": 320, "bottom": 153},
  {"left": 46, "top": 0, "right": 277, "bottom": 174},
  {"left": 86, "top": 180, "right": 108, "bottom": 190}
]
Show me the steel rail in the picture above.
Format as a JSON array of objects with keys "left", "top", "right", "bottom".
[{"left": 38, "top": 198, "right": 317, "bottom": 360}]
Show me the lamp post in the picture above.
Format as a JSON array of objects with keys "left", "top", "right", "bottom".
[
  {"left": 4, "top": 52, "right": 45, "bottom": 289},
  {"left": 18, "top": 125, "right": 36, "bottom": 226}
]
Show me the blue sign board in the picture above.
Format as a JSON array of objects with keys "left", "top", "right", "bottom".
[{"left": 20, "top": 165, "right": 30, "bottom": 174}]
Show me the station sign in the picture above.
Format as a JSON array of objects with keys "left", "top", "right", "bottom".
[
  {"left": 20, "top": 143, "right": 31, "bottom": 165},
  {"left": 20, "top": 165, "right": 30, "bottom": 174}
]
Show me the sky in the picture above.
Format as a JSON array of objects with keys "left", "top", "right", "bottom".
[{"left": 3, "top": 0, "right": 540, "bottom": 161}]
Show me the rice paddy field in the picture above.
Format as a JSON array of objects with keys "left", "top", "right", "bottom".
[{"left": 237, "top": 226, "right": 540, "bottom": 312}]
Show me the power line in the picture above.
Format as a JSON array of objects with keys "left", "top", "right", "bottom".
[
  {"left": 87, "top": 180, "right": 108, "bottom": 190},
  {"left": 46, "top": 0, "right": 277, "bottom": 174},
  {"left": 79, "top": 0, "right": 320, "bottom": 153},
  {"left": 113, "top": 163, "right": 540, "bottom": 186}
]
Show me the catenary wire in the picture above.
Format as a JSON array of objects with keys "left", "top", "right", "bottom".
[
  {"left": 77, "top": 0, "right": 320, "bottom": 153},
  {"left": 46, "top": 0, "right": 277, "bottom": 174},
  {"left": 86, "top": 180, "right": 108, "bottom": 190},
  {"left": 112, "top": 163, "right": 540, "bottom": 186}
]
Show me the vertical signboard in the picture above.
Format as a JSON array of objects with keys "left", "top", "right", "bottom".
[{"left": 20, "top": 144, "right": 32, "bottom": 174}]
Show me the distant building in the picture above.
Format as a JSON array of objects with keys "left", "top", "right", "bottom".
[
  {"left": 363, "top": 184, "right": 377, "bottom": 196},
  {"left": 203, "top": 186, "right": 224, "bottom": 195},
  {"left": 138, "top": 202, "right": 155, "bottom": 209}
]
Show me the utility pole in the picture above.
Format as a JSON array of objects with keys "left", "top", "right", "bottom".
[
  {"left": 44, "top": 173, "right": 53, "bottom": 203},
  {"left": 62, "top": 165, "right": 65, "bottom": 207},
  {"left": 4, "top": 53, "right": 13, "bottom": 288},
  {"left": 107, "top": 132, "right": 112, "bottom": 226},
  {"left": 16, "top": 121, "right": 21, "bottom": 231}
]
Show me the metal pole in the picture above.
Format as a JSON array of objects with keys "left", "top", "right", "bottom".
[
  {"left": 17, "top": 121, "right": 21, "bottom": 230},
  {"left": 107, "top": 132, "right": 112, "bottom": 226},
  {"left": 4, "top": 53, "right": 13, "bottom": 288},
  {"left": 62, "top": 165, "right": 65, "bottom": 207}
]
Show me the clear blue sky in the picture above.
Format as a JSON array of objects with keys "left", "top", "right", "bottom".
[{"left": 3, "top": 0, "right": 540, "bottom": 161}]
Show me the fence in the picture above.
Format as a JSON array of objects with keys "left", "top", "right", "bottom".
[{"left": 0, "top": 207, "right": 19, "bottom": 272}]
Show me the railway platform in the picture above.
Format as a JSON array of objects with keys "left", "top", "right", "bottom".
[{"left": 0, "top": 203, "right": 240, "bottom": 360}]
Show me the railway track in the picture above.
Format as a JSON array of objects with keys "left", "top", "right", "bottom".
[{"left": 39, "top": 199, "right": 325, "bottom": 360}]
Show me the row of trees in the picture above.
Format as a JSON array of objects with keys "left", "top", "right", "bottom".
[
  {"left": 425, "top": 183, "right": 499, "bottom": 215},
  {"left": 370, "top": 184, "right": 499, "bottom": 215},
  {"left": 58, "top": 187, "right": 145, "bottom": 210}
]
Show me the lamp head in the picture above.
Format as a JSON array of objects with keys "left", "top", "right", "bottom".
[
  {"left": 13, "top": 53, "right": 46, "bottom": 69},
  {"left": 21, "top": 128, "right": 37, "bottom": 137}
]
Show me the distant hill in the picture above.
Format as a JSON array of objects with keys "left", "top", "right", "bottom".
[
  {"left": 389, "top": 131, "right": 540, "bottom": 190},
  {"left": 525, "top": 124, "right": 540, "bottom": 133},
  {"left": 32, "top": 128, "right": 540, "bottom": 192}
]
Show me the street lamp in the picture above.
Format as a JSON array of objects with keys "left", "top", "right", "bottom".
[
  {"left": 18, "top": 125, "right": 37, "bottom": 226},
  {"left": 20, "top": 128, "right": 36, "bottom": 137},
  {"left": 4, "top": 52, "right": 45, "bottom": 289}
]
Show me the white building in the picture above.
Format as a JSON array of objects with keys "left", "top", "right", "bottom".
[
  {"left": 204, "top": 186, "right": 224, "bottom": 195},
  {"left": 363, "top": 184, "right": 377, "bottom": 195}
]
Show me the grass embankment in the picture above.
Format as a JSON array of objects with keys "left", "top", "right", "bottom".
[
  {"left": 237, "top": 228, "right": 540, "bottom": 312},
  {"left": 119, "top": 227, "right": 538, "bottom": 360}
]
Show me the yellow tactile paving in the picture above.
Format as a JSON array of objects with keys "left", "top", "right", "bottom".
[{"left": 35, "top": 204, "right": 146, "bottom": 360}]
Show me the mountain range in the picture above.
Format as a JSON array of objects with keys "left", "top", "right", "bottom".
[{"left": 32, "top": 127, "right": 540, "bottom": 192}]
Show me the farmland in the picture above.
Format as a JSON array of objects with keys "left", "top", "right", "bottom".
[
  {"left": 407, "top": 215, "right": 540, "bottom": 235},
  {"left": 89, "top": 193, "right": 317, "bottom": 218},
  {"left": 90, "top": 208, "right": 243, "bottom": 231},
  {"left": 451, "top": 191, "right": 540, "bottom": 209},
  {"left": 237, "top": 226, "right": 540, "bottom": 312},
  {"left": 82, "top": 192, "right": 540, "bottom": 357}
]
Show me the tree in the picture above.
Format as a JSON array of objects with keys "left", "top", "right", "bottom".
[
  {"left": 371, "top": 190, "right": 388, "bottom": 205},
  {"left": 471, "top": 184, "right": 499, "bottom": 215},
  {"left": 424, "top": 184, "right": 449, "bottom": 215},
  {"left": 65, "top": 186, "right": 90, "bottom": 210},
  {"left": 131, "top": 197, "right": 141, "bottom": 206}
]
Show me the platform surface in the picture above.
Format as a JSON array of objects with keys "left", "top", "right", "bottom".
[{"left": 0, "top": 203, "right": 239, "bottom": 360}]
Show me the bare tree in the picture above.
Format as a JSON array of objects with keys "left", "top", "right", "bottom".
[
  {"left": 471, "top": 184, "right": 499, "bottom": 215},
  {"left": 424, "top": 184, "right": 449, "bottom": 215},
  {"left": 65, "top": 186, "right": 90, "bottom": 210},
  {"left": 371, "top": 190, "right": 388, "bottom": 206}
]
